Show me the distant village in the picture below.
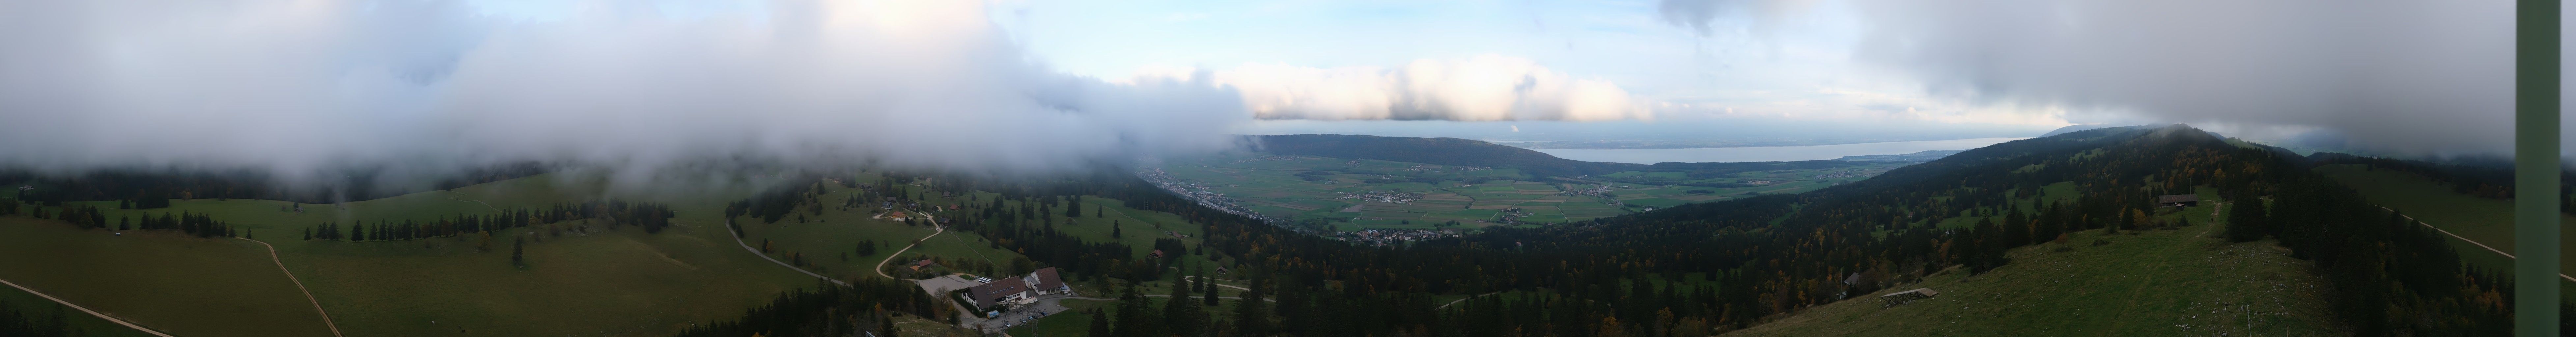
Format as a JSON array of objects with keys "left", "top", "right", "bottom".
[
  {"left": 1140, "top": 168, "right": 1473, "bottom": 246},
  {"left": 1331, "top": 229, "right": 1458, "bottom": 246},
  {"left": 1336, "top": 190, "right": 1422, "bottom": 204}
]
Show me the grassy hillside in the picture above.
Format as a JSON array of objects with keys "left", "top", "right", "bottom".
[
  {"left": 1725, "top": 198, "right": 2345, "bottom": 336},
  {"left": 0, "top": 218, "right": 335, "bottom": 337},
  {"left": 2314, "top": 164, "right": 2576, "bottom": 291},
  {"left": 15, "top": 173, "right": 826, "bottom": 337}
]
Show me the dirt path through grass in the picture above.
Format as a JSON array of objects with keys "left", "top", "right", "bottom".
[
  {"left": 2097, "top": 203, "right": 2221, "bottom": 335},
  {"left": 0, "top": 278, "right": 177, "bottom": 337},
  {"left": 723, "top": 219, "right": 853, "bottom": 287},
  {"left": 2376, "top": 205, "right": 2576, "bottom": 282},
  {"left": 236, "top": 238, "right": 345, "bottom": 337}
]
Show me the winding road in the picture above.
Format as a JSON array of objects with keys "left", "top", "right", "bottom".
[{"left": 871, "top": 209, "right": 944, "bottom": 279}]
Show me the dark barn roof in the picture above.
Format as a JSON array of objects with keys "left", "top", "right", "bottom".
[
  {"left": 1029, "top": 267, "right": 1066, "bottom": 291},
  {"left": 969, "top": 277, "right": 1027, "bottom": 308},
  {"left": 2157, "top": 194, "right": 2200, "bottom": 204}
]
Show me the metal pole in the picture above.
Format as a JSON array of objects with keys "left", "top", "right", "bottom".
[{"left": 2518, "top": 0, "right": 2563, "bottom": 335}]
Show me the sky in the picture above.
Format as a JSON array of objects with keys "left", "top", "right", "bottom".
[
  {"left": 992, "top": 0, "right": 2073, "bottom": 140},
  {"left": 992, "top": 0, "right": 2575, "bottom": 155},
  {"left": 0, "top": 0, "right": 2563, "bottom": 189}
]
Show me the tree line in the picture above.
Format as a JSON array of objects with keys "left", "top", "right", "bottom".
[{"left": 304, "top": 200, "right": 673, "bottom": 242}]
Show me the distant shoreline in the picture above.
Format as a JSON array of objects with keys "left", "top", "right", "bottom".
[
  {"left": 1490, "top": 137, "right": 2022, "bottom": 150},
  {"left": 1526, "top": 137, "right": 2028, "bottom": 164}
]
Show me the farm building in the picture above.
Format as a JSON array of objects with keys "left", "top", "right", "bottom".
[
  {"left": 966, "top": 267, "right": 1071, "bottom": 311},
  {"left": 910, "top": 259, "right": 936, "bottom": 271},
  {"left": 1880, "top": 288, "right": 1939, "bottom": 307},
  {"left": 967, "top": 277, "right": 1032, "bottom": 310},
  {"left": 1025, "top": 267, "right": 1069, "bottom": 295},
  {"left": 2156, "top": 194, "right": 2200, "bottom": 207}
]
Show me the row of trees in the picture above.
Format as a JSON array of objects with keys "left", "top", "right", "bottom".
[
  {"left": 0, "top": 163, "right": 548, "bottom": 206},
  {"left": 672, "top": 279, "right": 942, "bottom": 337},
  {"left": 303, "top": 200, "right": 674, "bottom": 242}
]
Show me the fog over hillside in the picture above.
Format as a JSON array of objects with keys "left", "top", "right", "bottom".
[{"left": 0, "top": 0, "right": 1254, "bottom": 189}]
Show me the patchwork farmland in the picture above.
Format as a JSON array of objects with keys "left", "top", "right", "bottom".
[{"left": 1157, "top": 152, "right": 1911, "bottom": 230}]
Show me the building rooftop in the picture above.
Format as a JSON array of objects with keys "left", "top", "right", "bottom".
[{"left": 2157, "top": 194, "right": 2200, "bottom": 204}]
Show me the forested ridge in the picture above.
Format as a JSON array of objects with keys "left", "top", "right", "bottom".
[{"left": 2308, "top": 152, "right": 2576, "bottom": 216}]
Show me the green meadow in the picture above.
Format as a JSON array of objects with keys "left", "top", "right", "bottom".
[
  {"left": 1, "top": 173, "right": 839, "bottom": 336},
  {"left": 1727, "top": 197, "right": 2345, "bottom": 336},
  {"left": 0, "top": 219, "right": 333, "bottom": 337}
]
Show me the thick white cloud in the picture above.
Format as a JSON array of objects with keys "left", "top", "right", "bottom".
[
  {"left": 0, "top": 0, "right": 1250, "bottom": 185},
  {"left": 1139, "top": 55, "right": 1652, "bottom": 121},
  {"left": 1661, "top": 0, "right": 2569, "bottom": 155}
]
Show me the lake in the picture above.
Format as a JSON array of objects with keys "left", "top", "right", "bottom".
[{"left": 1526, "top": 137, "right": 2030, "bottom": 164}]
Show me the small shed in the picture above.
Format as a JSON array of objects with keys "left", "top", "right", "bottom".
[
  {"left": 1880, "top": 288, "right": 1939, "bottom": 307},
  {"left": 2156, "top": 194, "right": 2200, "bottom": 207}
]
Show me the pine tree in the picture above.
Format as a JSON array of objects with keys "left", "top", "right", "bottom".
[
  {"left": 2225, "top": 195, "right": 2268, "bottom": 242},
  {"left": 1232, "top": 287, "right": 1271, "bottom": 337},
  {"left": 1087, "top": 309, "right": 1112, "bottom": 337},
  {"left": 1165, "top": 279, "right": 1207, "bottom": 337},
  {"left": 511, "top": 236, "right": 526, "bottom": 268},
  {"left": 879, "top": 315, "right": 897, "bottom": 337},
  {"left": 1113, "top": 282, "right": 1158, "bottom": 337},
  {"left": 1202, "top": 273, "right": 1220, "bottom": 306}
]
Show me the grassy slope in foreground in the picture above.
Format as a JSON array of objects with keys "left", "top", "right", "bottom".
[
  {"left": 58, "top": 173, "right": 821, "bottom": 337},
  {"left": 1725, "top": 199, "right": 2345, "bottom": 336},
  {"left": 0, "top": 217, "right": 335, "bottom": 337}
]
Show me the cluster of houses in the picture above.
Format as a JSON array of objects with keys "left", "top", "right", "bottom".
[
  {"left": 964, "top": 267, "right": 1070, "bottom": 312},
  {"left": 1136, "top": 168, "right": 1280, "bottom": 225},
  {"left": 1336, "top": 190, "right": 1422, "bottom": 204},
  {"left": 1331, "top": 229, "right": 1457, "bottom": 246},
  {"left": 1227, "top": 156, "right": 1297, "bottom": 164}
]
